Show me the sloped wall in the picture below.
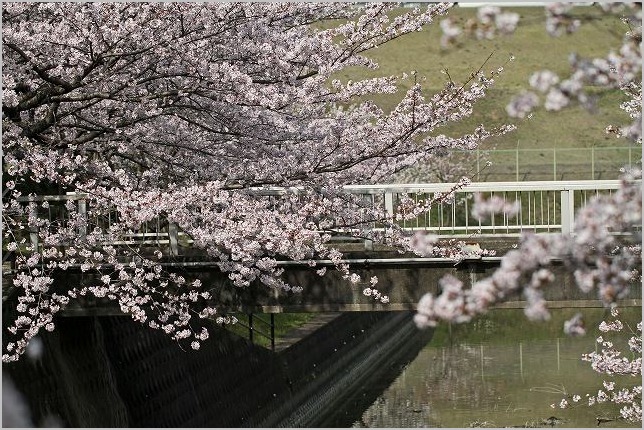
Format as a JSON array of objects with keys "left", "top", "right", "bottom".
[{"left": 3, "top": 310, "right": 432, "bottom": 427}]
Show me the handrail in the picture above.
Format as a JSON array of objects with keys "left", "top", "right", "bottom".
[
  {"left": 13, "top": 180, "right": 630, "bottom": 202},
  {"left": 8, "top": 180, "right": 637, "bottom": 254},
  {"left": 343, "top": 180, "right": 625, "bottom": 193}
]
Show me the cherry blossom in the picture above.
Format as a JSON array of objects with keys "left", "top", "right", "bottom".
[
  {"left": 506, "top": 3, "right": 642, "bottom": 118},
  {"left": 545, "top": 3, "right": 581, "bottom": 37},
  {"left": 418, "top": 5, "right": 642, "bottom": 421},
  {"left": 557, "top": 308, "right": 642, "bottom": 423},
  {"left": 471, "top": 192, "right": 519, "bottom": 221},
  {"left": 505, "top": 91, "right": 539, "bottom": 119}
]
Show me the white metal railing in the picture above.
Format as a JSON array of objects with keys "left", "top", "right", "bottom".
[
  {"left": 345, "top": 180, "right": 630, "bottom": 237},
  {"left": 13, "top": 192, "right": 184, "bottom": 255},
  {"left": 11, "top": 180, "right": 636, "bottom": 255}
]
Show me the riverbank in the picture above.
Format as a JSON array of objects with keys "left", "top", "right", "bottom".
[{"left": 2, "top": 308, "right": 433, "bottom": 427}]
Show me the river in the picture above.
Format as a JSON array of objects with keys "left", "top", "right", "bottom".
[{"left": 318, "top": 307, "right": 641, "bottom": 428}]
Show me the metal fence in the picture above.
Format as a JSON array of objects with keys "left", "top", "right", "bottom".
[
  {"left": 11, "top": 193, "right": 182, "bottom": 255},
  {"left": 346, "top": 180, "right": 632, "bottom": 238},
  {"left": 469, "top": 146, "right": 639, "bottom": 182}
]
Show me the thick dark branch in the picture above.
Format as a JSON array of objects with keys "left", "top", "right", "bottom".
[{"left": 4, "top": 42, "right": 76, "bottom": 91}]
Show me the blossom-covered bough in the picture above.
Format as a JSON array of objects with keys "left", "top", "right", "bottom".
[
  {"left": 506, "top": 2, "right": 642, "bottom": 124},
  {"left": 1, "top": 2, "right": 520, "bottom": 361},
  {"left": 422, "top": 1, "right": 642, "bottom": 328},
  {"left": 554, "top": 307, "right": 643, "bottom": 423}
]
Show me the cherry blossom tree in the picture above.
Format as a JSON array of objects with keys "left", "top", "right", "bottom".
[{"left": 2, "top": 2, "right": 519, "bottom": 361}]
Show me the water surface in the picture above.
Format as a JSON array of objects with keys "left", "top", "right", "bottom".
[{"left": 322, "top": 307, "right": 641, "bottom": 428}]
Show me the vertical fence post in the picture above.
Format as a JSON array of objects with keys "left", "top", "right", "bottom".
[
  {"left": 364, "top": 194, "right": 374, "bottom": 251},
  {"left": 557, "top": 337, "right": 561, "bottom": 372},
  {"left": 78, "top": 195, "right": 87, "bottom": 241},
  {"left": 29, "top": 203, "right": 39, "bottom": 250},
  {"left": 480, "top": 344, "right": 485, "bottom": 380},
  {"left": 553, "top": 147, "right": 557, "bottom": 181},
  {"left": 168, "top": 222, "right": 179, "bottom": 255},
  {"left": 560, "top": 189, "right": 574, "bottom": 234},
  {"left": 384, "top": 192, "right": 394, "bottom": 217}
]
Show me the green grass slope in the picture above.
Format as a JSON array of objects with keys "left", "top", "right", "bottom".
[{"left": 336, "top": 6, "right": 635, "bottom": 159}]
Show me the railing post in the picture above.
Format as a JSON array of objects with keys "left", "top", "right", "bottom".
[
  {"left": 384, "top": 192, "right": 394, "bottom": 217},
  {"left": 78, "top": 196, "right": 87, "bottom": 241},
  {"left": 560, "top": 189, "right": 574, "bottom": 234},
  {"left": 29, "top": 204, "right": 39, "bottom": 250},
  {"left": 168, "top": 222, "right": 179, "bottom": 255},
  {"left": 364, "top": 194, "right": 374, "bottom": 251}
]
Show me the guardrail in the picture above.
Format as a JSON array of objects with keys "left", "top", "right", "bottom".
[
  {"left": 9, "top": 192, "right": 183, "bottom": 256},
  {"left": 9, "top": 180, "right": 634, "bottom": 258},
  {"left": 347, "top": 180, "right": 629, "bottom": 237}
]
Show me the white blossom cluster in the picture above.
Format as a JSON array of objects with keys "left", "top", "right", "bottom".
[
  {"left": 544, "top": 3, "right": 581, "bottom": 37},
  {"left": 606, "top": 81, "right": 642, "bottom": 145},
  {"left": 505, "top": 91, "right": 539, "bottom": 119},
  {"left": 556, "top": 308, "right": 642, "bottom": 423},
  {"left": 471, "top": 193, "right": 519, "bottom": 221}
]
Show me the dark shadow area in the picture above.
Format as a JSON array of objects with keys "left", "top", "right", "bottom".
[{"left": 2, "top": 301, "right": 434, "bottom": 428}]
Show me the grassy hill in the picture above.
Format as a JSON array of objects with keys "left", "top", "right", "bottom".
[{"left": 333, "top": 5, "right": 638, "bottom": 180}]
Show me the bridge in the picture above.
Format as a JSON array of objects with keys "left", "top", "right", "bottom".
[{"left": 3, "top": 180, "right": 641, "bottom": 317}]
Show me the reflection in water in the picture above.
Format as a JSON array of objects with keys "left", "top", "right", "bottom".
[{"left": 323, "top": 308, "right": 640, "bottom": 428}]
